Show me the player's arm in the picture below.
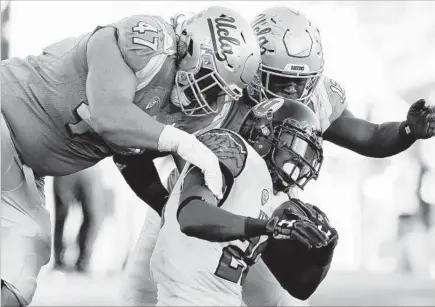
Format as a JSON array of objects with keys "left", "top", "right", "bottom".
[
  {"left": 176, "top": 130, "right": 293, "bottom": 243},
  {"left": 87, "top": 25, "right": 223, "bottom": 198},
  {"left": 324, "top": 99, "right": 435, "bottom": 158},
  {"left": 113, "top": 152, "right": 169, "bottom": 216},
  {"left": 178, "top": 164, "right": 289, "bottom": 242},
  {"left": 176, "top": 166, "right": 249, "bottom": 242},
  {"left": 86, "top": 27, "right": 164, "bottom": 150}
]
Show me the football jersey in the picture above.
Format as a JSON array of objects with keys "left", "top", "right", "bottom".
[
  {"left": 150, "top": 129, "right": 288, "bottom": 305},
  {"left": 306, "top": 75, "right": 348, "bottom": 132},
  {"left": 1, "top": 15, "right": 232, "bottom": 177}
]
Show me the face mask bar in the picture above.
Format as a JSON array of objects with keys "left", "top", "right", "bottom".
[
  {"left": 270, "top": 123, "right": 323, "bottom": 190},
  {"left": 247, "top": 63, "right": 322, "bottom": 105},
  {"left": 175, "top": 52, "right": 243, "bottom": 117}
]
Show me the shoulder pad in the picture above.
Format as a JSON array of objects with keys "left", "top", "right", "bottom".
[
  {"left": 107, "top": 15, "right": 177, "bottom": 89},
  {"left": 197, "top": 129, "right": 248, "bottom": 178}
]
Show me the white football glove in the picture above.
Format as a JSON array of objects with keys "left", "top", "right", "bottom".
[{"left": 158, "top": 125, "right": 223, "bottom": 199}]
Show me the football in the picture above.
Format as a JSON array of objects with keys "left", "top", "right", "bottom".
[{"left": 262, "top": 200, "right": 313, "bottom": 282}]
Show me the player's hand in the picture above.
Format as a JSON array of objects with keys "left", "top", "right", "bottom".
[
  {"left": 407, "top": 99, "right": 435, "bottom": 139},
  {"left": 289, "top": 198, "right": 339, "bottom": 245},
  {"left": 158, "top": 125, "right": 223, "bottom": 199},
  {"left": 265, "top": 212, "right": 328, "bottom": 249},
  {"left": 176, "top": 135, "right": 223, "bottom": 199}
]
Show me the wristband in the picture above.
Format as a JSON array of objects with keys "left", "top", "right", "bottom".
[
  {"left": 244, "top": 217, "right": 268, "bottom": 238},
  {"left": 399, "top": 121, "right": 416, "bottom": 144}
]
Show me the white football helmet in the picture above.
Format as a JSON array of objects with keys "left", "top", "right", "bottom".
[
  {"left": 170, "top": 6, "right": 261, "bottom": 117},
  {"left": 247, "top": 7, "right": 325, "bottom": 104}
]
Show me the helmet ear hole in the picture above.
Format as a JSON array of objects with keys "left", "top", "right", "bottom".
[{"left": 187, "top": 40, "right": 194, "bottom": 56}]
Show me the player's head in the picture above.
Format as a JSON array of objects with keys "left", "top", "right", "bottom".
[
  {"left": 170, "top": 6, "right": 261, "bottom": 117},
  {"left": 247, "top": 7, "right": 324, "bottom": 104},
  {"left": 240, "top": 98, "right": 323, "bottom": 192}
]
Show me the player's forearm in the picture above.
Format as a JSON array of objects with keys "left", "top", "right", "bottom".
[
  {"left": 325, "top": 119, "right": 415, "bottom": 158},
  {"left": 367, "top": 122, "right": 415, "bottom": 158},
  {"left": 113, "top": 153, "right": 169, "bottom": 216},
  {"left": 177, "top": 198, "right": 268, "bottom": 242},
  {"left": 92, "top": 103, "right": 165, "bottom": 150},
  {"left": 357, "top": 121, "right": 415, "bottom": 158}
]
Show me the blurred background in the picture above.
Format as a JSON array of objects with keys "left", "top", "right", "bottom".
[{"left": 1, "top": 1, "right": 435, "bottom": 306}]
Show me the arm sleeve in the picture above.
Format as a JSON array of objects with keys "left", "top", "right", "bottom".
[{"left": 113, "top": 151, "right": 169, "bottom": 216}]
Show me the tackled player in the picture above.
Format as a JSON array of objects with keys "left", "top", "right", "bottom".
[{"left": 148, "top": 98, "right": 338, "bottom": 306}]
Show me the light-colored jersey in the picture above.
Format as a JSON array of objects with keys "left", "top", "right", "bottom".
[
  {"left": 1, "top": 15, "right": 176, "bottom": 176},
  {"left": 150, "top": 129, "right": 288, "bottom": 306},
  {"left": 307, "top": 75, "right": 348, "bottom": 132},
  {"left": 1, "top": 15, "right": 232, "bottom": 177}
]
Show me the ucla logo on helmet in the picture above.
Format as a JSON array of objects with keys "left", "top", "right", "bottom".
[{"left": 208, "top": 14, "right": 241, "bottom": 62}]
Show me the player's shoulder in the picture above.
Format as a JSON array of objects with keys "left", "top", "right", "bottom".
[
  {"left": 311, "top": 75, "right": 348, "bottom": 130},
  {"left": 316, "top": 75, "right": 346, "bottom": 105},
  {"left": 197, "top": 128, "right": 248, "bottom": 178},
  {"left": 107, "top": 14, "right": 177, "bottom": 73}
]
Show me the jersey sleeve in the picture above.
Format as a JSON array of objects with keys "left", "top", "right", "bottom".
[
  {"left": 180, "top": 129, "right": 249, "bottom": 205},
  {"left": 197, "top": 129, "right": 248, "bottom": 179},
  {"left": 312, "top": 76, "right": 349, "bottom": 132},
  {"left": 108, "top": 15, "right": 177, "bottom": 91}
]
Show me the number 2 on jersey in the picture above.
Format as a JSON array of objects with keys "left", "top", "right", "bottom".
[
  {"left": 215, "top": 236, "right": 268, "bottom": 286},
  {"left": 132, "top": 21, "right": 159, "bottom": 51}
]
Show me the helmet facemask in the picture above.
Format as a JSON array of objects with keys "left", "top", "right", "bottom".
[
  {"left": 269, "top": 119, "right": 323, "bottom": 191},
  {"left": 248, "top": 9, "right": 325, "bottom": 105},
  {"left": 259, "top": 64, "right": 322, "bottom": 104},
  {"left": 171, "top": 32, "right": 243, "bottom": 117}
]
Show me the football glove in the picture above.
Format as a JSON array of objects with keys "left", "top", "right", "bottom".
[
  {"left": 289, "top": 198, "right": 338, "bottom": 243},
  {"left": 265, "top": 211, "right": 328, "bottom": 249},
  {"left": 158, "top": 125, "right": 223, "bottom": 199},
  {"left": 407, "top": 99, "right": 435, "bottom": 139}
]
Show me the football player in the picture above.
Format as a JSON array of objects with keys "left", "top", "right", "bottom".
[
  {"left": 148, "top": 98, "right": 337, "bottom": 306},
  {"left": 1, "top": 6, "right": 261, "bottom": 306},
  {"left": 246, "top": 7, "right": 434, "bottom": 158}
]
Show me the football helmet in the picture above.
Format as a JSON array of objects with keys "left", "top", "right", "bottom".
[
  {"left": 240, "top": 98, "right": 323, "bottom": 191},
  {"left": 170, "top": 6, "right": 261, "bottom": 117},
  {"left": 247, "top": 7, "right": 324, "bottom": 104}
]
